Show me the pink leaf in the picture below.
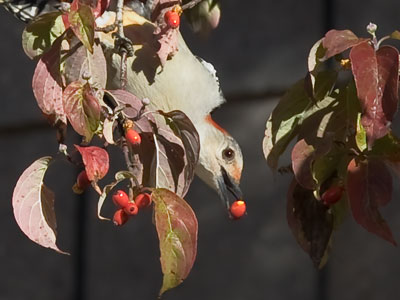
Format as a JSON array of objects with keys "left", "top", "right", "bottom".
[
  {"left": 64, "top": 37, "right": 107, "bottom": 88},
  {"left": 32, "top": 40, "right": 66, "bottom": 125},
  {"left": 291, "top": 137, "right": 334, "bottom": 190},
  {"left": 63, "top": 81, "right": 101, "bottom": 141},
  {"left": 152, "top": 188, "right": 198, "bottom": 295},
  {"left": 105, "top": 89, "right": 154, "bottom": 132},
  {"left": 75, "top": 145, "right": 109, "bottom": 181},
  {"left": 12, "top": 157, "right": 67, "bottom": 254},
  {"left": 322, "top": 29, "right": 365, "bottom": 60},
  {"left": 155, "top": 26, "right": 179, "bottom": 66},
  {"left": 350, "top": 42, "right": 399, "bottom": 148},
  {"left": 291, "top": 139, "right": 316, "bottom": 190},
  {"left": 346, "top": 158, "right": 396, "bottom": 245}
]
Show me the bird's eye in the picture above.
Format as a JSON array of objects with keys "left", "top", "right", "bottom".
[{"left": 222, "top": 148, "right": 235, "bottom": 161}]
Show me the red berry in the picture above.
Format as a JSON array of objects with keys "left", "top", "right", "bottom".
[
  {"left": 164, "top": 10, "right": 180, "bottom": 28},
  {"left": 112, "top": 190, "right": 130, "bottom": 208},
  {"left": 230, "top": 200, "right": 246, "bottom": 219},
  {"left": 125, "top": 129, "right": 141, "bottom": 145},
  {"left": 77, "top": 170, "right": 90, "bottom": 190},
  {"left": 123, "top": 202, "right": 139, "bottom": 216},
  {"left": 113, "top": 209, "right": 129, "bottom": 226},
  {"left": 135, "top": 193, "right": 152, "bottom": 209},
  {"left": 321, "top": 186, "right": 344, "bottom": 206}
]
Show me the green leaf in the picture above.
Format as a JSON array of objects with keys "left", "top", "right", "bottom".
[
  {"left": 263, "top": 79, "right": 337, "bottom": 170},
  {"left": 331, "top": 192, "right": 349, "bottom": 230},
  {"left": 68, "top": 4, "right": 95, "bottom": 53},
  {"left": 369, "top": 132, "right": 400, "bottom": 161},
  {"left": 312, "top": 148, "right": 345, "bottom": 191},
  {"left": 152, "top": 188, "right": 198, "bottom": 296},
  {"left": 308, "top": 38, "right": 325, "bottom": 72},
  {"left": 184, "top": 0, "right": 221, "bottom": 34},
  {"left": 263, "top": 80, "right": 312, "bottom": 170},
  {"left": 22, "top": 12, "right": 65, "bottom": 59},
  {"left": 355, "top": 113, "right": 367, "bottom": 152},
  {"left": 312, "top": 70, "right": 338, "bottom": 101}
]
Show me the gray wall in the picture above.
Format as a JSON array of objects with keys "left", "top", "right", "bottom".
[{"left": 1, "top": 1, "right": 400, "bottom": 299}]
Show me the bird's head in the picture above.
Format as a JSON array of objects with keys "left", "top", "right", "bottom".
[{"left": 195, "top": 115, "right": 243, "bottom": 213}]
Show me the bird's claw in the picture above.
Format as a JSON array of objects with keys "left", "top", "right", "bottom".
[{"left": 113, "top": 33, "right": 134, "bottom": 57}]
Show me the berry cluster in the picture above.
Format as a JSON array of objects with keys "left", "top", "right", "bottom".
[{"left": 112, "top": 190, "right": 152, "bottom": 226}]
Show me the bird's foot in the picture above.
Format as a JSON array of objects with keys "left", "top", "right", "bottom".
[{"left": 113, "top": 33, "right": 135, "bottom": 57}]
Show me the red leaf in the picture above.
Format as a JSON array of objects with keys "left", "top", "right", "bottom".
[
  {"left": 376, "top": 46, "right": 399, "bottom": 126},
  {"left": 75, "top": 145, "right": 109, "bottom": 181},
  {"left": 71, "top": 0, "right": 110, "bottom": 18},
  {"left": 12, "top": 157, "right": 67, "bottom": 254},
  {"left": 32, "top": 40, "right": 66, "bottom": 125},
  {"left": 350, "top": 42, "right": 399, "bottom": 148},
  {"left": 322, "top": 29, "right": 365, "bottom": 60},
  {"left": 62, "top": 14, "right": 70, "bottom": 29},
  {"left": 92, "top": 0, "right": 110, "bottom": 18},
  {"left": 152, "top": 188, "right": 198, "bottom": 295},
  {"left": 346, "top": 158, "right": 396, "bottom": 245}
]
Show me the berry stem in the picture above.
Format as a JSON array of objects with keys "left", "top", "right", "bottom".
[
  {"left": 121, "top": 135, "right": 141, "bottom": 188},
  {"left": 181, "top": 0, "right": 203, "bottom": 10}
]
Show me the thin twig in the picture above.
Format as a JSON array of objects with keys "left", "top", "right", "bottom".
[
  {"left": 113, "top": 0, "right": 140, "bottom": 189},
  {"left": 116, "top": 0, "right": 124, "bottom": 37},
  {"left": 95, "top": 24, "right": 117, "bottom": 33},
  {"left": 121, "top": 137, "right": 141, "bottom": 187},
  {"left": 115, "top": 0, "right": 128, "bottom": 89},
  {"left": 153, "top": 133, "right": 160, "bottom": 188},
  {"left": 120, "top": 51, "right": 128, "bottom": 89},
  {"left": 181, "top": 0, "right": 203, "bottom": 10}
]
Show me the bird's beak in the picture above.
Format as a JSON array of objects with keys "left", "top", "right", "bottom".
[{"left": 217, "top": 167, "right": 243, "bottom": 211}]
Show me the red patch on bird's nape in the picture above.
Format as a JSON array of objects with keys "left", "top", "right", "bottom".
[{"left": 205, "top": 115, "right": 228, "bottom": 134}]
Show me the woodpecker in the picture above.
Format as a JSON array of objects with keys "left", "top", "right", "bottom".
[
  {"left": 1, "top": 2, "right": 244, "bottom": 210},
  {"left": 97, "top": 10, "right": 243, "bottom": 209}
]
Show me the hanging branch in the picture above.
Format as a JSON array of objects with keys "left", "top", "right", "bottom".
[{"left": 113, "top": 0, "right": 142, "bottom": 192}]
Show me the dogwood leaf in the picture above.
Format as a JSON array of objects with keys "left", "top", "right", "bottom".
[{"left": 152, "top": 188, "right": 198, "bottom": 296}]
